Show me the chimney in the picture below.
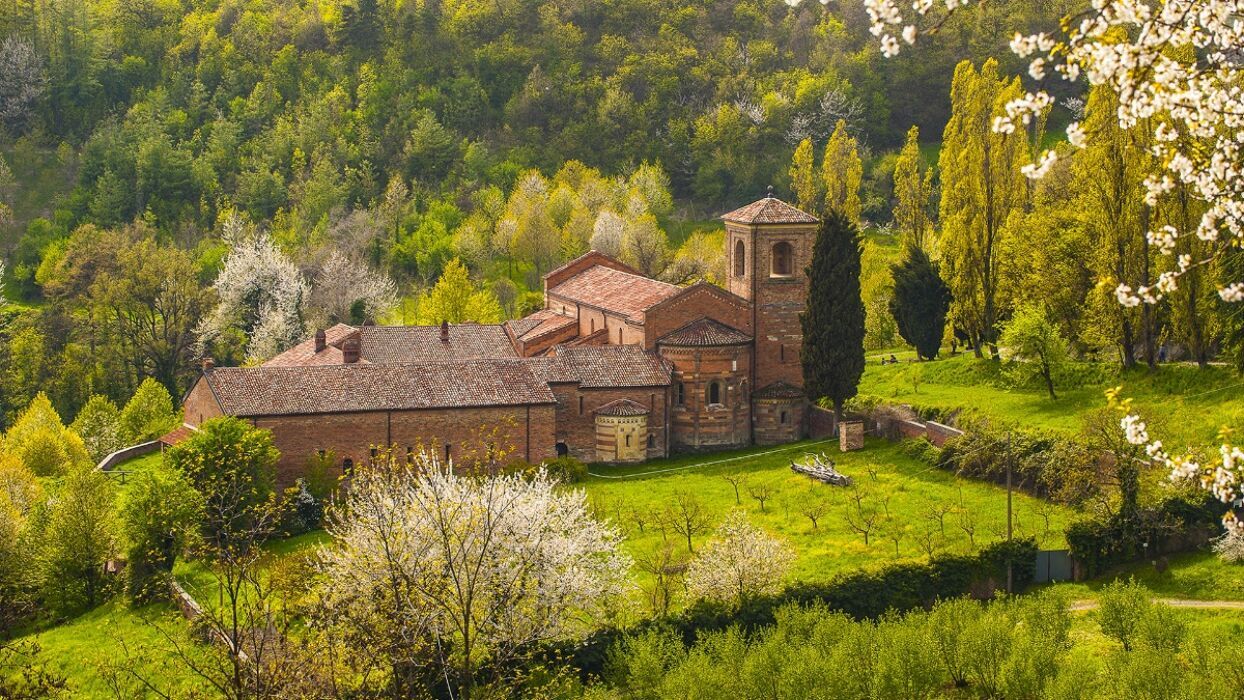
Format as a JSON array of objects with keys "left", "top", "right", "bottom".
[
  {"left": 202, "top": 357, "right": 215, "bottom": 372},
  {"left": 343, "top": 337, "right": 361, "bottom": 364},
  {"left": 314, "top": 329, "right": 327, "bottom": 353},
  {"left": 440, "top": 320, "right": 450, "bottom": 343}
]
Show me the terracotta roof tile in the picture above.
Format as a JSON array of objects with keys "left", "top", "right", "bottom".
[
  {"left": 356, "top": 325, "right": 518, "bottom": 363},
  {"left": 659, "top": 317, "right": 751, "bottom": 346},
  {"left": 595, "top": 398, "right": 650, "bottom": 416},
  {"left": 159, "top": 424, "right": 196, "bottom": 446},
  {"left": 547, "top": 265, "right": 679, "bottom": 321},
  {"left": 264, "top": 323, "right": 359, "bottom": 367},
  {"left": 721, "top": 196, "right": 818, "bottom": 225},
  {"left": 204, "top": 361, "right": 554, "bottom": 416},
  {"left": 548, "top": 345, "right": 671, "bottom": 388},
  {"left": 506, "top": 309, "right": 577, "bottom": 342},
  {"left": 753, "top": 381, "right": 806, "bottom": 399}
]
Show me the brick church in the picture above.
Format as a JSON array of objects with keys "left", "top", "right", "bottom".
[{"left": 180, "top": 194, "right": 820, "bottom": 482}]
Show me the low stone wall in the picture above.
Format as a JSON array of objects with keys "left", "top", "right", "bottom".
[
  {"left": 865, "top": 408, "right": 965, "bottom": 447},
  {"left": 808, "top": 406, "right": 837, "bottom": 439},
  {"left": 926, "top": 421, "right": 965, "bottom": 447},
  {"left": 95, "top": 440, "right": 161, "bottom": 472}
]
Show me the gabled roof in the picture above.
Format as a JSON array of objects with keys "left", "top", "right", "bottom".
[
  {"left": 505, "top": 309, "right": 577, "bottom": 343},
  {"left": 753, "top": 381, "right": 806, "bottom": 400},
  {"left": 538, "top": 344, "right": 672, "bottom": 388},
  {"left": 202, "top": 361, "right": 555, "bottom": 416},
  {"left": 721, "top": 195, "right": 818, "bottom": 225},
  {"left": 547, "top": 265, "right": 680, "bottom": 322},
  {"left": 595, "top": 398, "right": 650, "bottom": 417},
  {"left": 356, "top": 325, "right": 518, "bottom": 363},
  {"left": 264, "top": 323, "right": 358, "bottom": 367},
  {"left": 659, "top": 317, "right": 751, "bottom": 347}
]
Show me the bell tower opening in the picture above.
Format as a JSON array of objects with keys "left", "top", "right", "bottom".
[{"left": 733, "top": 239, "right": 746, "bottom": 278}]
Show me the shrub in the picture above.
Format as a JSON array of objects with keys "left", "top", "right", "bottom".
[
  {"left": 120, "top": 462, "right": 203, "bottom": 600},
  {"left": 1212, "top": 530, "right": 1244, "bottom": 563},
  {"left": 543, "top": 455, "right": 588, "bottom": 483}
]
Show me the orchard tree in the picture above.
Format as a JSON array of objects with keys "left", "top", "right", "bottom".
[
  {"left": 999, "top": 304, "right": 1067, "bottom": 400},
  {"left": 821, "top": 120, "right": 863, "bottom": 224},
  {"left": 685, "top": 511, "right": 793, "bottom": 606},
  {"left": 801, "top": 209, "right": 866, "bottom": 424},
  {"left": 889, "top": 244, "right": 952, "bottom": 360},
  {"left": 319, "top": 452, "right": 630, "bottom": 699}
]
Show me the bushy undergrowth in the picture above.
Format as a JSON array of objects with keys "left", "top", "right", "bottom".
[{"left": 593, "top": 581, "right": 1244, "bottom": 700}]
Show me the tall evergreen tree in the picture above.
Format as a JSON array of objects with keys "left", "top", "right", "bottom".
[
  {"left": 889, "top": 244, "right": 952, "bottom": 360},
  {"left": 801, "top": 209, "right": 866, "bottom": 425}
]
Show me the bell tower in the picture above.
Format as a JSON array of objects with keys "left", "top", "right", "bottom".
[{"left": 721, "top": 189, "right": 818, "bottom": 443}]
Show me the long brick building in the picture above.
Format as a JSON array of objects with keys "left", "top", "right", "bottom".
[{"left": 180, "top": 194, "right": 820, "bottom": 481}]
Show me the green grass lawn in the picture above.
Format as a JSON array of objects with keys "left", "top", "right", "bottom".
[
  {"left": 859, "top": 353, "right": 1244, "bottom": 451},
  {"left": 583, "top": 439, "right": 1079, "bottom": 588},
  {"left": 8, "top": 601, "right": 212, "bottom": 698}
]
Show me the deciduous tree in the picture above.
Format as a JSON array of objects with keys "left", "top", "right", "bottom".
[{"left": 685, "top": 511, "right": 792, "bottom": 606}]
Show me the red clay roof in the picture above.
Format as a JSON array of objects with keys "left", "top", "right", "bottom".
[
  {"left": 543, "top": 345, "right": 671, "bottom": 388},
  {"left": 721, "top": 196, "right": 818, "bottom": 225},
  {"left": 547, "top": 265, "right": 679, "bottom": 321},
  {"left": 356, "top": 325, "right": 518, "bottom": 363},
  {"left": 159, "top": 424, "right": 196, "bottom": 446},
  {"left": 659, "top": 317, "right": 751, "bottom": 346},
  {"left": 264, "top": 323, "right": 359, "bottom": 367},
  {"left": 506, "top": 309, "right": 577, "bottom": 342},
  {"left": 203, "top": 361, "right": 555, "bottom": 416},
  {"left": 595, "top": 398, "right": 650, "bottom": 416}
]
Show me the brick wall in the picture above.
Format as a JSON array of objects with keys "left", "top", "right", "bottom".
[
  {"left": 808, "top": 405, "right": 837, "bottom": 439},
  {"left": 753, "top": 397, "right": 805, "bottom": 445},
  {"left": 249, "top": 404, "right": 556, "bottom": 485},
  {"left": 926, "top": 421, "right": 965, "bottom": 447},
  {"left": 547, "top": 384, "right": 669, "bottom": 463},
  {"left": 660, "top": 344, "right": 752, "bottom": 450},
  {"left": 644, "top": 283, "right": 753, "bottom": 349},
  {"left": 182, "top": 376, "right": 224, "bottom": 427}
]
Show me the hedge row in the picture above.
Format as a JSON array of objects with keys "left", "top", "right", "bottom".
[
  {"left": 1066, "top": 493, "right": 1225, "bottom": 576},
  {"left": 552, "top": 538, "right": 1038, "bottom": 677}
]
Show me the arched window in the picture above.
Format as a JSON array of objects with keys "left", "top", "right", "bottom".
[
  {"left": 734, "top": 239, "right": 746, "bottom": 278},
  {"left": 771, "top": 241, "right": 793, "bottom": 277},
  {"left": 647, "top": 433, "right": 655, "bottom": 449},
  {"left": 780, "top": 410, "right": 789, "bottom": 425},
  {"left": 707, "top": 381, "right": 722, "bottom": 405}
]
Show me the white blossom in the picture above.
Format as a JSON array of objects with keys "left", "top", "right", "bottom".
[
  {"left": 310, "top": 250, "right": 397, "bottom": 325},
  {"left": 319, "top": 453, "right": 631, "bottom": 677},
  {"left": 197, "top": 215, "right": 309, "bottom": 362},
  {"left": 685, "top": 510, "right": 793, "bottom": 605}
]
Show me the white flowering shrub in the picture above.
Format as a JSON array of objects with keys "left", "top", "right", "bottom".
[
  {"left": 1212, "top": 530, "right": 1244, "bottom": 563},
  {"left": 685, "top": 510, "right": 794, "bottom": 605},
  {"left": 197, "top": 215, "right": 309, "bottom": 362},
  {"left": 318, "top": 453, "right": 631, "bottom": 692}
]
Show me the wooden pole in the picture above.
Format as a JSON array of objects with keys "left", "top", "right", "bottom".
[{"left": 1006, "top": 433, "right": 1013, "bottom": 594}]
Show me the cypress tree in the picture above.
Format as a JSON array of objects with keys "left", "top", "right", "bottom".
[
  {"left": 889, "top": 244, "right": 952, "bottom": 360},
  {"left": 801, "top": 208, "right": 866, "bottom": 425}
]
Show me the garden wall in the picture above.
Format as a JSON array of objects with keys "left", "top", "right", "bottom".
[{"left": 95, "top": 440, "right": 161, "bottom": 472}]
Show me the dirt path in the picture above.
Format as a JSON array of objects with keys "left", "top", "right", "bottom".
[{"left": 1070, "top": 598, "right": 1244, "bottom": 612}]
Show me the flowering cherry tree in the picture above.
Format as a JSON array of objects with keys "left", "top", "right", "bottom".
[
  {"left": 791, "top": 0, "right": 1244, "bottom": 529},
  {"left": 318, "top": 453, "right": 631, "bottom": 698},
  {"left": 197, "top": 215, "right": 310, "bottom": 362},
  {"left": 685, "top": 510, "right": 794, "bottom": 605}
]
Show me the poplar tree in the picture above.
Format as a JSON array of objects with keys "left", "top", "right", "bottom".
[
  {"left": 889, "top": 244, "right": 952, "bottom": 360},
  {"left": 938, "top": 59, "right": 1029, "bottom": 358},
  {"left": 789, "top": 138, "right": 819, "bottom": 213},
  {"left": 801, "top": 209, "right": 865, "bottom": 424},
  {"left": 892, "top": 126, "right": 934, "bottom": 251},
  {"left": 821, "top": 120, "right": 863, "bottom": 224},
  {"left": 1074, "top": 86, "right": 1155, "bottom": 369}
]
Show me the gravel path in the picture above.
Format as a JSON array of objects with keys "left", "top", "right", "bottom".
[{"left": 1070, "top": 598, "right": 1244, "bottom": 611}]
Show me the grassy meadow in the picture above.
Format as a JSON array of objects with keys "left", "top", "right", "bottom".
[
  {"left": 582, "top": 439, "right": 1079, "bottom": 586},
  {"left": 858, "top": 353, "right": 1244, "bottom": 451}
]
